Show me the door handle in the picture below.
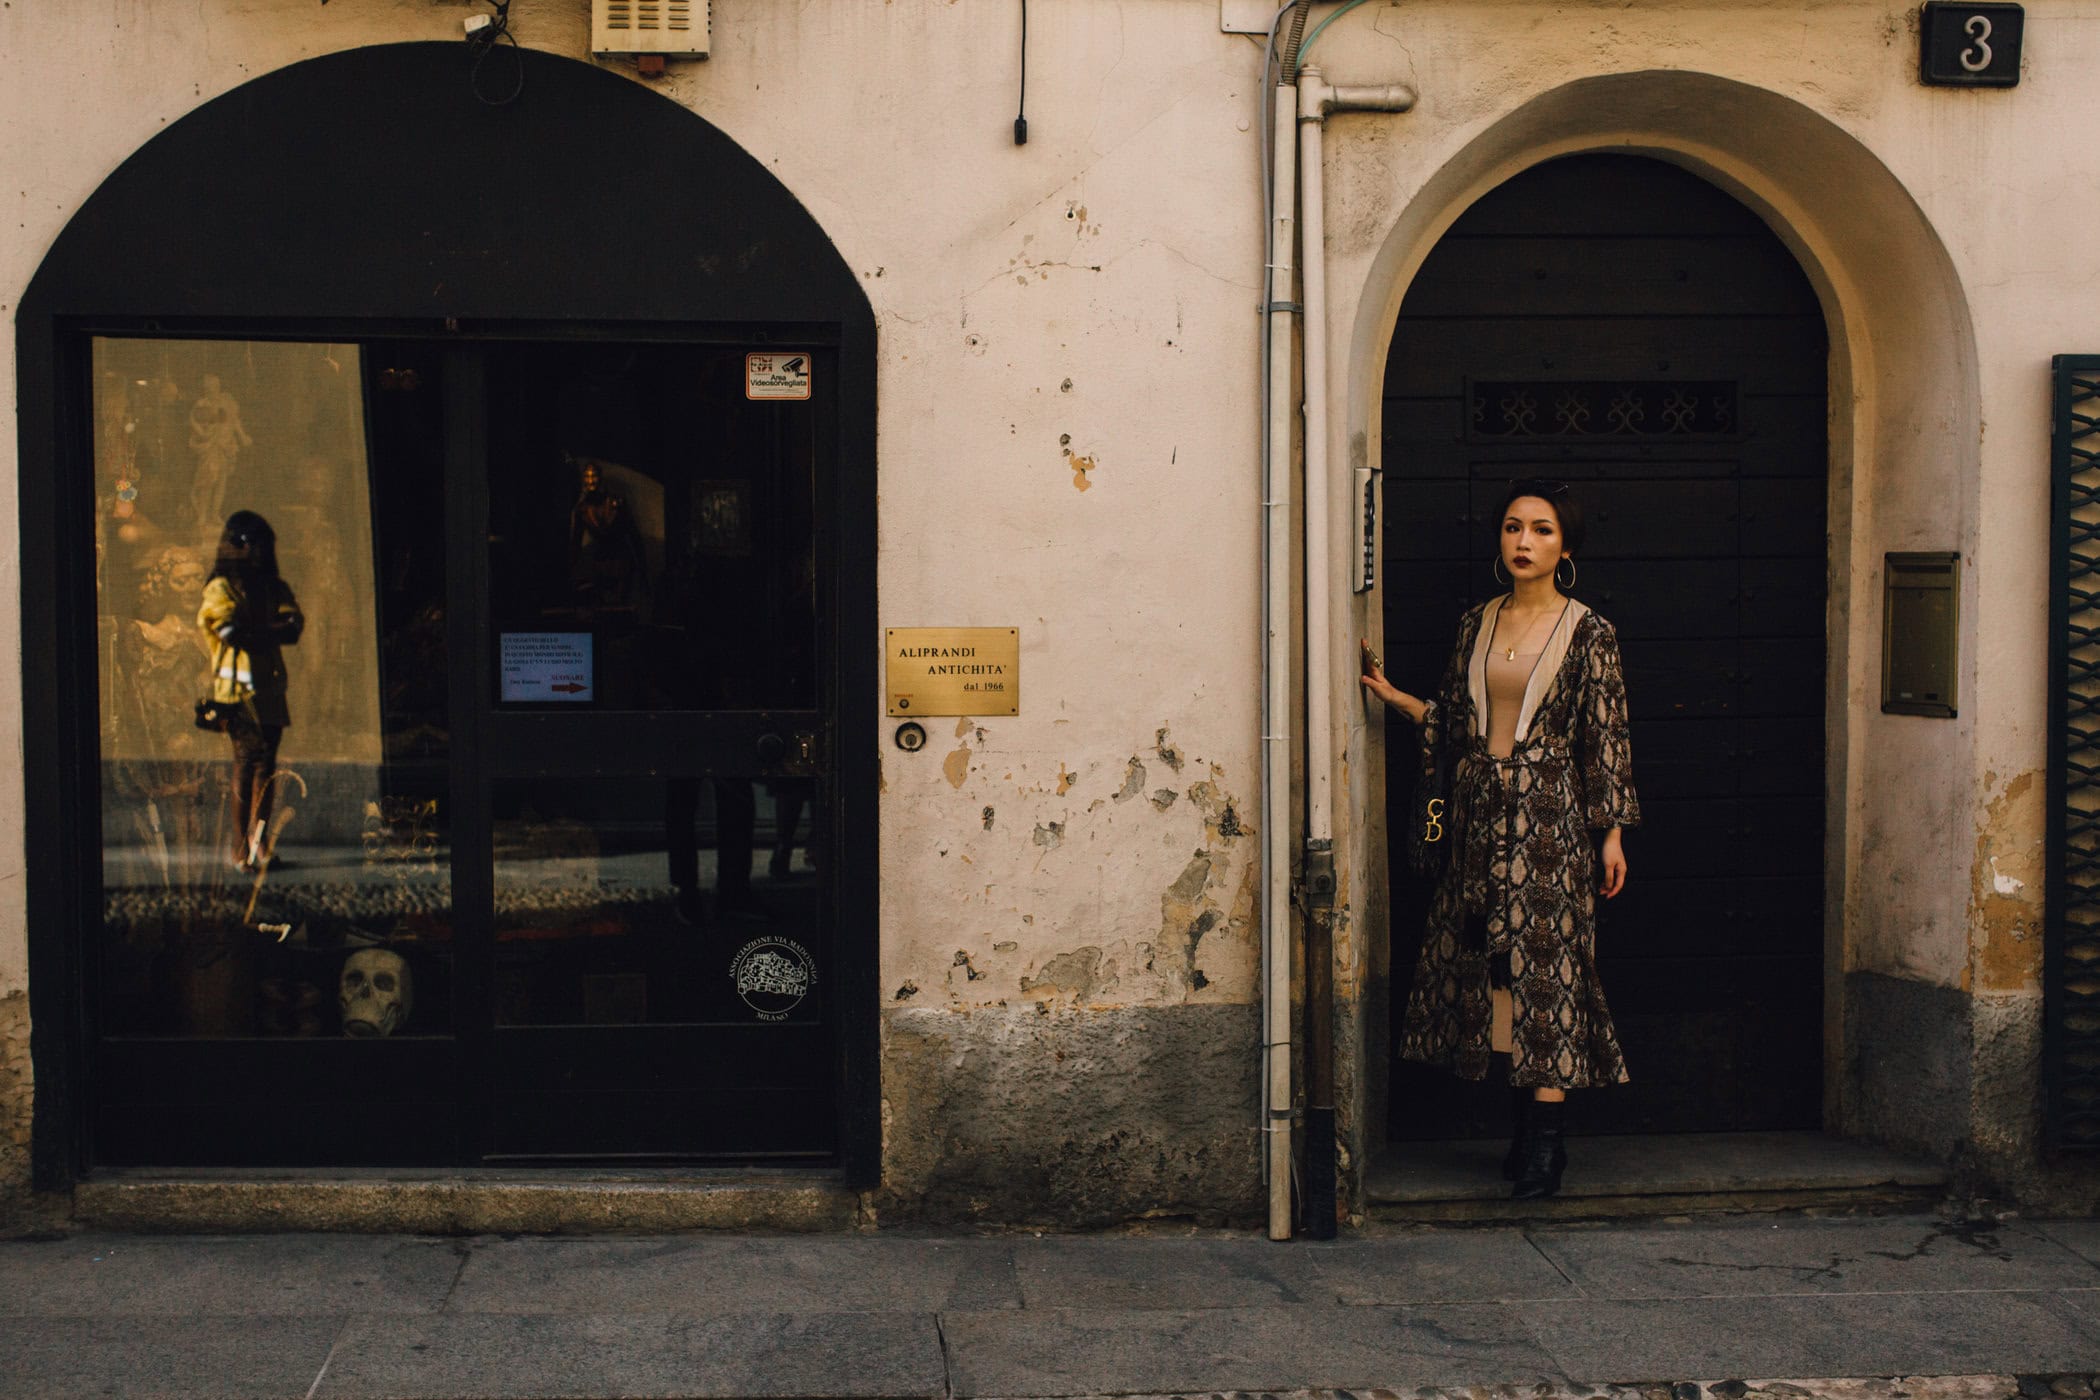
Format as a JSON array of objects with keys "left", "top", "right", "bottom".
[{"left": 756, "top": 730, "right": 823, "bottom": 776}]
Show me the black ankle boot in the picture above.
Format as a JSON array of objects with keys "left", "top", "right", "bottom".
[
  {"left": 1510, "top": 1098, "right": 1567, "bottom": 1200},
  {"left": 1501, "top": 1086, "right": 1531, "bottom": 1181}
]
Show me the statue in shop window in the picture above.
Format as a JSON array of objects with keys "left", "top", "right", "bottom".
[
  {"left": 568, "top": 457, "right": 648, "bottom": 613},
  {"left": 188, "top": 374, "right": 252, "bottom": 538},
  {"left": 103, "top": 543, "right": 219, "bottom": 900}
]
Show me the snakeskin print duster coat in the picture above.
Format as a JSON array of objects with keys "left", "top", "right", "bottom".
[{"left": 1399, "top": 596, "right": 1641, "bottom": 1089}]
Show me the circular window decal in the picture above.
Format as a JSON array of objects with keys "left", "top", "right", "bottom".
[{"left": 730, "top": 936, "right": 817, "bottom": 1021}]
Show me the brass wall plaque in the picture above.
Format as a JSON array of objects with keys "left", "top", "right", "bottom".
[{"left": 886, "top": 627, "right": 1019, "bottom": 716}]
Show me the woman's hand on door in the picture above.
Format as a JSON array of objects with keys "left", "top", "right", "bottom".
[
  {"left": 1359, "top": 642, "right": 1426, "bottom": 723},
  {"left": 1599, "top": 826, "right": 1628, "bottom": 899}
]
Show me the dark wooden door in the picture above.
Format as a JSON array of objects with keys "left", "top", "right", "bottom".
[{"left": 1382, "top": 154, "right": 1828, "bottom": 1137}]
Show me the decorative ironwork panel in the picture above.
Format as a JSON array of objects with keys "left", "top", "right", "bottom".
[
  {"left": 1469, "top": 380, "right": 1737, "bottom": 440},
  {"left": 2049, "top": 355, "right": 2100, "bottom": 1149}
]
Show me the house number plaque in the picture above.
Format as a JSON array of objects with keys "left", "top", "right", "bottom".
[
  {"left": 1920, "top": 2, "right": 2023, "bottom": 87},
  {"left": 886, "top": 627, "right": 1020, "bottom": 717}
]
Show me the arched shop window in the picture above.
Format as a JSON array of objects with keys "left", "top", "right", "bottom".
[{"left": 19, "top": 44, "right": 878, "bottom": 1180}]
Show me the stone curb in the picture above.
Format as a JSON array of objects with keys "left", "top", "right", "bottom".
[{"left": 990, "top": 1377, "right": 2077, "bottom": 1400}]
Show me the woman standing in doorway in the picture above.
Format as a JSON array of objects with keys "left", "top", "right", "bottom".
[
  {"left": 1360, "top": 479, "right": 1638, "bottom": 1199},
  {"left": 199, "top": 510, "right": 303, "bottom": 873}
]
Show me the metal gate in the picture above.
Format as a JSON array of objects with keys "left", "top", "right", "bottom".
[{"left": 2047, "top": 355, "right": 2100, "bottom": 1149}]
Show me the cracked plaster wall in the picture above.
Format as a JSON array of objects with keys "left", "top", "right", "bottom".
[{"left": 2, "top": 0, "right": 1269, "bottom": 1223}]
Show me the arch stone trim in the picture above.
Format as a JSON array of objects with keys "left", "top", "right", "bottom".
[{"left": 1339, "top": 70, "right": 1982, "bottom": 1180}]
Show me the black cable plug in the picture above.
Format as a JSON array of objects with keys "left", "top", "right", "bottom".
[{"left": 1013, "top": 0, "right": 1028, "bottom": 145}]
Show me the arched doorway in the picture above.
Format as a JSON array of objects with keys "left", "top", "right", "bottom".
[
  {"left": 18, "top": 44, "right": 878, "bottom": 1182},
  {"left": 1382, "top": 153, "right": 1828, "bottom": 1141}
]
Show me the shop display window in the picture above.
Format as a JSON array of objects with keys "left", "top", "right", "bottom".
[
  {"left": 492, "top": 773, "right": 826, "bottom": 1028},
  {"left": 92, "top": 338, "right": 451, "bottom": 1045},
  {"left": 80, "top": 334, "right": 842, "bottom": 1167},
  {"left": 482, "top": 342, "right": 817, "bottom": 713}
]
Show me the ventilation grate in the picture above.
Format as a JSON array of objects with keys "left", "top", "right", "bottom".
[
  {"left": 593, "top": 0, "right": 710, "bottom": 56},
  {"left": 1467, "top": 380, "right": 1738, "bottom": 440}
]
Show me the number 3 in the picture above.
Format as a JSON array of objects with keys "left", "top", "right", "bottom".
[{"left": 1960, "top": 14, "right": 1994, "bottom": 73}]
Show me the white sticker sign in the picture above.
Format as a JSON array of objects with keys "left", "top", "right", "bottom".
[
  {"left": 745, "top": 352, "right": 812, "bottom": 401},
  {"left": 500, "top": 632, "right": 594, "bottom": 703}
]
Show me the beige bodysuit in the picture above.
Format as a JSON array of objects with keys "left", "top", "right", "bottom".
[
  {"left": 1484, "top": 628, "right": 1550, "bottom": 1053},
  {"left": 1483, "top": 648, "right": 1540, "bottom": 760}
]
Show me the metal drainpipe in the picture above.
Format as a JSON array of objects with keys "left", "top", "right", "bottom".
[
  {"left": 1261, "top": 74, "right": 1299, "bottom": 1244},
  {"left": 1295, "top": 64, "right": 1415, "bottom": 1239}
]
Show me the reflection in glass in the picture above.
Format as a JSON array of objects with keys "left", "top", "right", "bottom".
[
  {"left": 486, "top": 345, "right": 818, "bottom": 711},
  {"left": 493, "top": 775, "right": 825, "bottom": 1027},
  {"left": 93, "top": 338, "right": 451, "bottom": 1039}
]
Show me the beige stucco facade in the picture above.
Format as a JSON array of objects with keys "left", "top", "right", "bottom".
[{"left": 0, "top": 0, "right": 2091, "bottom": 1226}]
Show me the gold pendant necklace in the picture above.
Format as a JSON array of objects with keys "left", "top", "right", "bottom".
[{"left": 1499, "top": 604, "right": 1551, "bottom": 661}]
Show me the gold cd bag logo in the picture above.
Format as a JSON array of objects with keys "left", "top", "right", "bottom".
[{"left": 1422, "top": 797, "right": 1445, "bottom": 844}]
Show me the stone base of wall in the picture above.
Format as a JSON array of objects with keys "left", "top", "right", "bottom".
[
  {"left": 1843, "top": 970, "right": 2100, "bottom": 1215},
  {"left": 1843, "top": 970, "right": 1972, "bottom": 1159},
  {"left": 0, "top": 990, "right": 30, "bottom": 1231},
  {"left": 66, "top": 1176, "right": 861, "bottom": 1235},
  {"left": 876, "top": 1004, "right": 1262, "bottom": 1228}
]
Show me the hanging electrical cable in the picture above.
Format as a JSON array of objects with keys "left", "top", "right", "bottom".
[
  {"left": 469, "top": 0, "right": 524, "bottom": 107},
  {"left": 1014, "top": 0, "right": 1030, "bottom": 144}
]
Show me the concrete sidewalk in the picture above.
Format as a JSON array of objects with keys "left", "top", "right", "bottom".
[{"left": 5, "top": 1212, "right": 2100, "bottom": 1398}]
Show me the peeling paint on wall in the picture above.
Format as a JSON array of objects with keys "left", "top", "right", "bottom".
[
  {"left": 1186, "top": 774, "right": 1248, "bottom": 843},
  {"left": 943, "top": 745, "right": 971, "bottom": 789},
  {"left": 1021, "top": 946, "right": 1108, "bottom": 1002},
  {"left": 1971, "top": 770, "right": 2044, "bottom": 994},
  {"left": 888, "top": 712, "right": 1259, "bottom": 1017},
  {"left": 1155, "top": 851, "right": 1236, "bottom": 999}
]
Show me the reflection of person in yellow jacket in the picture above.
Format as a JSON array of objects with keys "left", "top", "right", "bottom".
[{"left": 198, "top": 511, "right": 303, "bottom": 871}]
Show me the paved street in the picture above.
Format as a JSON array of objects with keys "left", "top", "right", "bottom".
[{"left": 5, "top": 1212, "right": 2100, "bottom": 1398}]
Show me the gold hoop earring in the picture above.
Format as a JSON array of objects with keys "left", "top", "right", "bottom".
[
  {"left": 1556, "top": 558, "right": 1577, "bottom": 589},
  {"left": 1492, "top": 555, "right": 1512, "bottom": 586}
]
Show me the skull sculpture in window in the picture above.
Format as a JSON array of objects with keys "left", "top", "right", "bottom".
[{"left": 339, "top": 948, "right": 413, "bottom": 1038}]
